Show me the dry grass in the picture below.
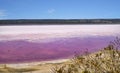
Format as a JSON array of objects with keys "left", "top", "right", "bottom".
[{"left": 51, "top": 37, "right": 120, "bottom": 73}]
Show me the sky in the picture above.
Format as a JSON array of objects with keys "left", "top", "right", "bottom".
[
  {"left": 0, "top": 25, "right": 120, "bottom": 42},
  {"left": 0, "top": 0, "right": 120, "bottom": 19}
]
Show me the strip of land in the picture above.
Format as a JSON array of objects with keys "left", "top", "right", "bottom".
[{"left": 0, "top": 19, "right": 120, "bottom": 25}]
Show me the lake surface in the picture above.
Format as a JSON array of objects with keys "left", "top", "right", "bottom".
[{"left": 0, "top": 25, "right": 120, "bottom": 63}]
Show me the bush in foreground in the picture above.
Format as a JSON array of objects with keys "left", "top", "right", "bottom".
[{"left": 51, "top": 37, "right": 120, "bottom": 73}]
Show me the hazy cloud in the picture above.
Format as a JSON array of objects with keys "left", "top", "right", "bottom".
[
  {"left": 0, "top": 10, "right": 6, "bottom": 17},
  {"left": 47, "top": 9, "right": 55, "bottom": 14}
]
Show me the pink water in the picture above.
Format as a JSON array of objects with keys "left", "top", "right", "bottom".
[{"left": 0, "top": 36, "right": 115, "bottom": 63}]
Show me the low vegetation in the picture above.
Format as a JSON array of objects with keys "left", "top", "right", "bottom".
[
  {"left": 0, "top": 19, "right": 120, "bottom": 25},
  {"left": 51, "top": 37, "right": 120, "bottom": 73}
]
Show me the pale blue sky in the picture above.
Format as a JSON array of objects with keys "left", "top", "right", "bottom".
[{"left": 0, "top": 0, "right": 120, "bottom": 19}]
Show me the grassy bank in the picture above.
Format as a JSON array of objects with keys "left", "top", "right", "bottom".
[{"left": 52, "top": 37, "right": 120, "bottom": 73}]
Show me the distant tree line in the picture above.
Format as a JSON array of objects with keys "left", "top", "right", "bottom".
[{"left": 0, "top": 19, "right": 120, "bottom": 25}]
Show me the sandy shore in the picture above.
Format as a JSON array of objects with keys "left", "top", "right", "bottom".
[{"left": 0, "top": 59, "right": 69, "bottom": 73}]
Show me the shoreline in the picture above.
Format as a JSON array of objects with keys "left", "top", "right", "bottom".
[
  {"left": 0, "top": 58, "right": 69, "bottom": 67},
  {"left": 0, "top": 58, "right": 70, "bottom": 73}
]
